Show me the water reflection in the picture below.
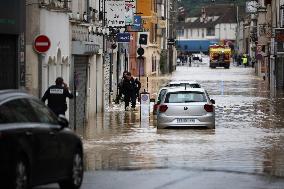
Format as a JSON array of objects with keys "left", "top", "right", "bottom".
[{"left": 79, "top": 66, "right": 284, "bottom": 178}]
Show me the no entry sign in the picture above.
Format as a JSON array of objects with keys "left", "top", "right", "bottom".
[{"left": 34, "top": 35, "right": 51, "bottom": 53}]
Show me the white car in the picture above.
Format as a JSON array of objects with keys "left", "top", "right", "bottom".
[{"left": 157, "top": 87, "right": 215, "bottom": 129}]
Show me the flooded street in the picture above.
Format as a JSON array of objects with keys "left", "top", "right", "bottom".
[
  {"left": 37, "top": 65, "right": 284, "bottom": 189},
  {"left": 80, "top": 65, "right": 284, "bottom": 179}
]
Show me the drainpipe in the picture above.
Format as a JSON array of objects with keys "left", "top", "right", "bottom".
[{"left": 86, "top": 0, "right": 90, "bottom": 22}]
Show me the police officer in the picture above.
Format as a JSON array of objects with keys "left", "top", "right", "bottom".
[
  {"left": 121, "top": 72, "right": 141, "bottom": 111},
  {"left": 115, "top": 70, "right": 128, "bottom": 104},
  {"left": 42, "top": 77, "right": 73, "bottom": 116}
]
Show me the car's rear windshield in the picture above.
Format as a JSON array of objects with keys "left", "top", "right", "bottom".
[{"left": 165, "top": 91, "right": 207, "bottom": 103}]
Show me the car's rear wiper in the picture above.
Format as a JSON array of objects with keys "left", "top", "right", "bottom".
[{"left": 184, "top": 100, "right": 196, "bottom": 103}]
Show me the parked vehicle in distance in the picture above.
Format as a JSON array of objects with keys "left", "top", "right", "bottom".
[
  {"left": 192, "top": 54, "right": 203, "bottom": 62},
  {"left": 157, "top": 88, "right": 215, "bottom": 129},
  {"left": 177, "top": 58, "right": 181, "bottom": 66},
  {"left": 0, "top": 90, "right": 84, "bottom": 189}
]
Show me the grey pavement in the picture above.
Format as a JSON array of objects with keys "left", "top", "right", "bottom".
[{"left": 36, "top": 169, "right": 284, "bottom": 189}]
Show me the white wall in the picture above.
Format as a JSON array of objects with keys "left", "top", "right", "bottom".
[
  {"left": 182, "top": 23, "right": 237, "bottom": 41},
  {"left": 87, "top": 55, "right": 97, "bottom": 116},
  {"left": 40, "top": 9, "right": 71, "bottom": 94},
  {"left": 216, "top": 23, "right": 237, "bottom": 40}
]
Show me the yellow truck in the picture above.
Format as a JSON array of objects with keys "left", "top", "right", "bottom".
[{"left": 209, "top": 45, "right": 231, "bottom": 69}]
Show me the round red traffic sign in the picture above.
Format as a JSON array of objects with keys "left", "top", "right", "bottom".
[{"left": 34, "top": 35, "right": 51, "bottom": 53}]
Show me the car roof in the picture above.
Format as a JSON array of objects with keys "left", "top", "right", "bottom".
[
  {"left": 0, "top": 90, "right": 32, "bottom": 103},
  {"left": 165, "top": 87, "right": 206, "bottom": 93},
  {"left": 168, "top": 80, "right": 199, "bottom": 84}
]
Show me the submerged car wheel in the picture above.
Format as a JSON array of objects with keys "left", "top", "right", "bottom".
[
  {"left": 14, "top": 157, "right": 29, "bottom": 189},
  {"left": 59, "top": 150, "right": 84, "bottom": 189}
]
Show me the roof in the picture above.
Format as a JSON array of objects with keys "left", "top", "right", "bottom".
[
  {"left": 165, "top": 87, "right": 206, "bottom": 93},
  {"left": 0, "top": 90, "right": 31, "bottom": 103},
  {"left": 168, "top": 81, "right": 199, "bottom": 85},
  {"left": 176, "top": 40, "right": 218, "bottom": 52},
  {"left": 179, "top": 4, "right": 246, "bottom": 29}
]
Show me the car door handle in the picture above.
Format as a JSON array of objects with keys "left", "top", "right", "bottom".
[
  {"left": 49, "top": 131, "right": 57, "bottom": 136},
  {"left": 25, "top": 131, "right": 33, "bottom": 136}
]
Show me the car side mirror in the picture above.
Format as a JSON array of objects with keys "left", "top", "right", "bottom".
[
  {"left": 210, "top": 99, "right": 215, "bottom": 104},
  {"left": 58, "top": 115, "right": 69, "bottom": 128}
]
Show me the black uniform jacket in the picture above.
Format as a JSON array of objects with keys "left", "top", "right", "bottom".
[{"left": 41, "top": 85, "right": 73, "bottom": 114}]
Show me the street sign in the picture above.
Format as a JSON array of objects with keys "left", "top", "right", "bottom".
[
  {"left": 167, "top": 38, "right": 175, "bottom": 45},
  {"left": 106, "top": 1, "right": 126, "bottom": 27},
  {"left": 133, "top": 16, "right": 142, "bottom": 30},
  {"left": 34, "top": 35, "right": 51, "bottom": 53},
  {"left": 140, "top": 92, "right": 150, "bottom": 124},
  {"left": 117, "top": 33, "right": 130, "bottom": 43}
]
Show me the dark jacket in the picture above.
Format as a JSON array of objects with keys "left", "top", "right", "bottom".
[
  {"left": 121, "top": 77, "right": 141, "bottom": 96},
  {"left": 41, "top": 85, "right": 73, "bottom": 115}
]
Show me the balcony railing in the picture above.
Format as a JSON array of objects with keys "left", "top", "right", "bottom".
[{"left": 39, "top": 0, "right": 71, "bottom": 11}]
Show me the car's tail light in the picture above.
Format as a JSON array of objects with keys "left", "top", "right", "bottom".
[
  {"left": 159, "top": 105, "right": 168, "bottom": 113},
  {"left": 204, "top": 104, "right": 213, "bottom": 112},
  {"left": 153, "top": 103, "right": 159, "bottom": 111}
]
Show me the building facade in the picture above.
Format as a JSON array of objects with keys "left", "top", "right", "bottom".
[
  {"left": 0, "top": 1, "right": 25, "bottom": 89},
  {"left": 26, "top": 0, "right": 105, "bottom": 128},
  {"left": 176, "top": 4, "right": 243, "bottom": 53},
  {"left": 136, "top": 0, "right": 160, "bottom": 77}
]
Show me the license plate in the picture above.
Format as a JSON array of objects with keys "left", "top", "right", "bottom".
[{"left": 177, "top": 118, "right": 195, "bottom": 123}]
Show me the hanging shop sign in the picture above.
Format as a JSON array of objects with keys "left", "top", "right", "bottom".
[{"left": 106, "top": 1, "right": 126, "bottom": 27}]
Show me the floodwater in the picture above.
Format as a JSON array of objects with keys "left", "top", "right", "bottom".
[{"left": 78, "top": 64, "right": 284, "bottom": 178}]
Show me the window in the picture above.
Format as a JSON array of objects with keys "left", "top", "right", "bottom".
[
  {"left": 207, "top": 28, "right": 215, "bottom": 36},
  {"left": 0, "top": 98, "right": 38, "bottom": 123},
  {"left": 177, "top": 30, "right": 184, "bottom": 37},
  {"left": 165, "top": 91, "right": 207, "bottom": 103},
  {"left": 28, "top": 99, "right": 58, "bottom": 125},
  {"left": 158, "top": 89, "right": 167, "bottom": 102},
  {"left": 152, "top": 56, "right": 157, "bottom": 72}
]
